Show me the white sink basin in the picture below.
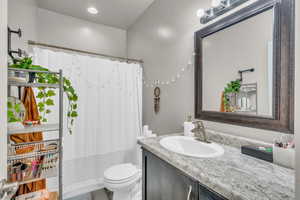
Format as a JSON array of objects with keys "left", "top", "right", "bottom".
[{"left": 159, "top": 136, "right": 224, "bottom": 158}]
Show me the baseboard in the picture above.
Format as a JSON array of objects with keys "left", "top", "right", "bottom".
[{"left": 63, "top": 178, "right": 104, "bottom": 199}]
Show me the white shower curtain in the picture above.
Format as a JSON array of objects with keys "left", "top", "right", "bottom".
[{"left": 32, "top": 47, "right": 143, "bottom": 198}]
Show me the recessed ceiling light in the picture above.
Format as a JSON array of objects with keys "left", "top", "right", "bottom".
[{"left": 87, "top": 7, "right": 98, "bottom": 15}]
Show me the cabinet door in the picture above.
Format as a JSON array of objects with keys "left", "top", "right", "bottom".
[
  {"left": 143, "top": 150, "right": 198, "bottom": 200},
  {"left": 199, "top": 185, "right": 228, "bottom": 200}
]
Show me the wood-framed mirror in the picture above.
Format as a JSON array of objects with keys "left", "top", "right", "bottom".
[{"left": 194, "top": 0, "right": 295, "bottom": 133}]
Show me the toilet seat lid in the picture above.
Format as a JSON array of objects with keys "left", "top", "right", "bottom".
[{"left": 104, "top": 163, "right": 138, "bottom": 181}]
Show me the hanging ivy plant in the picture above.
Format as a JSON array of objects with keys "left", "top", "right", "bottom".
[
  {"left": 223, "top": 80, "right": 241, "bottom": 112},
  {"left": 9, "top": 57, "right": 78, "bottom": 134},
  {"left": 63, "top": 77, "right": 78, "bottom": 130}
]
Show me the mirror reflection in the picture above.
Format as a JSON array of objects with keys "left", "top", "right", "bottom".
[{"left": 202, "top": 9, "right": 274, "bottom": 117}]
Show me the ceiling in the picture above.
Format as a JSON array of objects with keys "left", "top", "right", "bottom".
[{"left": 36, "top": 0, "right": 155, "bottom": 30}]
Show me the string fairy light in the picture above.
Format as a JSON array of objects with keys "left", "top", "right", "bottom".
[{"left": 142, "top": 57, "right": 194, "bottom": 88}]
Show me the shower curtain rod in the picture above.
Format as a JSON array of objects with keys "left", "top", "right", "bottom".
[{"left": 28, "top": 40, "right": 144, "bottom": 64}]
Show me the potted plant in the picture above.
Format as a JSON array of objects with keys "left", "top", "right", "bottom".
[
  {"left": 9, "top": 57, "right": 78, "bottom": 134},
  {"left": 7, "top": 97, "right": 25, "bottom": 130},
  {"left": 9, "top": 57, "right": 48, "bottom": 83},
  {"left": 223, "top": 80, "right": 241, "bottom": 112}
]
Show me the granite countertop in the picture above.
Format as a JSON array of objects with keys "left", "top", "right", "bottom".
[{"left": 138, "top": 134, "right": 295, "bottom": 200}]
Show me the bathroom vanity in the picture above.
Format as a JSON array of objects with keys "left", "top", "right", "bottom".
[
  {"left": 139, "top": 134, "right": 295, "bottom": 200},
  {"left": 142, "top": 149, "right": 226, "bottom": 200}
]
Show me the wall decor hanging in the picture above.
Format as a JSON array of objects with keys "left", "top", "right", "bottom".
[{"left": 154, "top": 87, "right": 161, "bottom": 114}]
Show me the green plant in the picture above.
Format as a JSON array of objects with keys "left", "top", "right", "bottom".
[
  {"left": 35, "top": 73, "right": 59, "bottom": 123},
  {"left": 7, "top": 101, "right": 22, "bottom": 123},
  {"left": 9, "top": 57, "right": 48, "bottom": 71},
  {"left": 9, "top": 57, "right": 78, "bottom": 134},
  {"left": 223, "top": 80, "right": 241, "bottom": 111},
  {"left": 63, "top": 77, "right": 78, "bottom": 133},
  {"left": 35, "top": 73, "right": 78, "bottom": 134}
]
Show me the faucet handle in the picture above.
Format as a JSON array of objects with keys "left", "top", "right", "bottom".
[
  {"left": 192, "top": 120, "right": 204, "bottom": 127},
  {"left": 192, "top": 120, "right": 200, "bottom": 124}
]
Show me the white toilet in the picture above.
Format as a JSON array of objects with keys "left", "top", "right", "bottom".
[{"left": 104, "top": 163, "right": 142, "bottom": 200}]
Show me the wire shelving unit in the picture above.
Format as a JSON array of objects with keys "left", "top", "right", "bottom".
[{"left": 7, "top": 68, "right": 63, "bottom": 200}]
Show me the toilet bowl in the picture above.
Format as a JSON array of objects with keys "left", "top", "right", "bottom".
[{"left": 104, "top": 163, "right": 142, "bottom": 200}]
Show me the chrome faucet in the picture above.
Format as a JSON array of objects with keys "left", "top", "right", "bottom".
[{"left": 191, "top": 120, "right": 210, "bottom": 143}]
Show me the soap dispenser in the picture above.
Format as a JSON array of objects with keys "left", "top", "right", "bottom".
[{"left": 184, "top": 114, "right": 194, "bottom": 137}]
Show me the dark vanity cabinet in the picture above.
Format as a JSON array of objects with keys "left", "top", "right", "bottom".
[
  {"left": 142, "top": 149, "right": 227, "bottom": 200},
  {"left": 142, "top": 149, "right": 198, "bottom": 200}
]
